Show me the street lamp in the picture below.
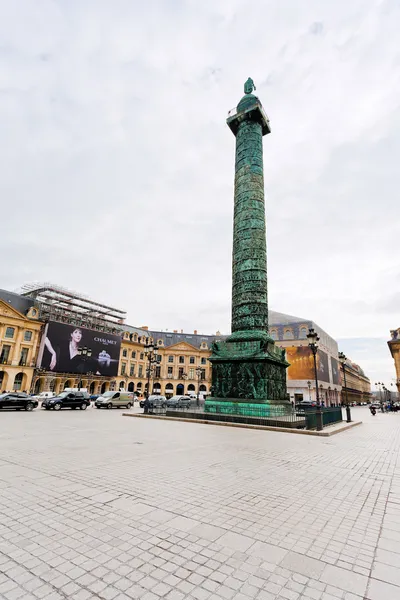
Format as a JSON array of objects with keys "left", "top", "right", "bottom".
[
  {"left": 338, "top": 351, "right": 351, "bottom": 423},
  {"left": 307, "top": 380, "right": 311, "bottom": 401},
  {"left": 78, "top": 346, "right": 92, "bottom": 389},
  {"left": 196, "top": 366, "right": 202, "bottom": 408},
  {"left": 307, "top": 328, "right": 323, "bottom": 431},
  {"left": 144, "top": 341, "right": 158, "bottom": 399}
]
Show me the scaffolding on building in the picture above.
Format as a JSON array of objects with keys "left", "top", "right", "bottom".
[{"left": 20, "top": 282, "right": 126, "bottom": 334}]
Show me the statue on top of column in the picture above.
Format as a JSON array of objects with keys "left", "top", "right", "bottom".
[{"left": 244, "top": 77, "right": 256, "bottom": 94}]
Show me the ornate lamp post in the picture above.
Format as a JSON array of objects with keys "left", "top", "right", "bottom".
[
  {"left": 307, "top": 328, "right": 323, "bottom": 431},
  {"left": 144, "top": 341, "right": 158, "bottom": 399},
  {"left": 196, "top": 366, "right": 202, "bottom": 408},
  {"left": 78, "top": 346, "right": 92, "bottom": 389},
  {"left": 338, "top": 351, "right": 351, "bottom": 423}
]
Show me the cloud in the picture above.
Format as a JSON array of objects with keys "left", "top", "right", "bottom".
[{"left": 0, "top": 0, "right": 398, "bottom": 382}]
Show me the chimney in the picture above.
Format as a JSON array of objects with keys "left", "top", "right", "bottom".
[
  {"left": 141, "top": 326, "right": 148, "bottom": 330},
  {"left": 181, "top": 329, "right": 183, "bottom": 333},
  {"left": 173, "top": 329, "right": 178, "bottom": 333},
  {"left": 194, "top": 329, "right": 198, "bottom": 335}
]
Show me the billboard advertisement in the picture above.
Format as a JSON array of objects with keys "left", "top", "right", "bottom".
[
  {"left": 286, "top": 346, "right": 330, "bottom": 383},
  {"left": 39, "top": 321, "right": 121, "bottom": 376},
  {"left": 330, "top": 357, "right": 340, "bottom": 385}
]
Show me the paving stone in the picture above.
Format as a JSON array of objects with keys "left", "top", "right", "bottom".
[
  {"left": 320, "top": 565, "right": 368, "bottom": 597},
  {"left": 280, "top": 552, "right": 325, "bottom": 579}
]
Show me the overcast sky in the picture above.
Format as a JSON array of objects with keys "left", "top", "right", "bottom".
[{"left": 1, "top": 0, "right": 399, "bottom": 387}]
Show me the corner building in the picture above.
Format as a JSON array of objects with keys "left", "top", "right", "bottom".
[{"left": 0, "top": 289, "right": 42, "bottom": 392}]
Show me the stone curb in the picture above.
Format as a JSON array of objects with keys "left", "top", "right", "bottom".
[{"left": 122, "top": 413, "right": 362, "bottom": 437}]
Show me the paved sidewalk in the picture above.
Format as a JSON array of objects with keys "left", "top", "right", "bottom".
[{"left": 0, "top": 406, "right": 399, "bottom": 600}]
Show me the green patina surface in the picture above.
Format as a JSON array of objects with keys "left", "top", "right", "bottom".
[{"left": 205, "top": 80, "right": 290, "bottom": 417}]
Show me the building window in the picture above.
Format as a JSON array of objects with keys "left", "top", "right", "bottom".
[
  {"left": 189, "top": 356, "right": 195, "bottom": 364},
  {"left": 283, "top": 329, "right": 294, "bottom": 340},
  {"left": 189, "top": 368, "right": 194, "bottom": 379},
  {"left": 13, "top": 372, "right": 24, "bottom": 391},
  {"left": 24, "top": 331, "right": 33, "bottom": 342},
  {"left": 131, "top": 351, "right": 136, "bottom": 359},
  {"left": 140, "top": 353, "right": 144, "bottom": 360},
  {"left": 168, "top": 366, "right": 173, "bottom": 376},
  {"left": 5, "top": 327, "right": 15, "bottom": 339},
  {"left": 155, "top": 366, "right": 161, "bottom": 378},
  {"left": 270, "top": 329, "right": 278, "bottom": 340},
  {"left": 0, "top": 345, "right": 11, "bottom": 364},
  {"left": 158, "top": 340, "right": 163, "bottom": 346},
  {"left": 157, "top": 355, "right": 162, "bottom": 363},
  {"left": 179, "top": 356, "right": 185, "bottom": 364},
  {"left": 178, "top": 367, "right": 185, "bottom": 379},
  {"left": 299, "top": 327, "right": 308, "bottom": 339},
  {"left": 138, "top": 365, "right": 143, "bottom": 377},
  {"left": 201, "top": 357, "right": 206, "bottom": 365},
  {"left": 19, "top": 348, "right": 29, "bottom": 366},
  {"left": 130, "top": 365, "right": 135, "bottom": 377},
  {"left": 121, "top": 363, "right": 126, "bottom": 375},
  {"left": 168, "top": 355, "right": 174, "bottom": 363},
  {"left": 122, "top": 349, "right": 127, "bottom": 357},
  {"left": 200, "top": 369, "right": 206, "bottom": 380}
]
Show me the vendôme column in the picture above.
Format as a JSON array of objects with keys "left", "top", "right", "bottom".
[{"left": 206, "top": 79, "right": 290, "bottom": 416}]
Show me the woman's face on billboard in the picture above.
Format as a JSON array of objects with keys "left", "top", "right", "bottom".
[{"left": 71, "top": 329, "right": 82, "bottom": 343}]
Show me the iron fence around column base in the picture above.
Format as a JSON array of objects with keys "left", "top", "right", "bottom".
[{"left": 304, "top": 407, "right": 343, "bottom": 430}]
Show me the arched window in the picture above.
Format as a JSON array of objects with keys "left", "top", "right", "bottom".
[
  {"left": 166, "top": 383, "right": 174, "bottom": 390},
  {"left": 158, "top": 339, "right": 163, "bottom": 346},
  {"left": 270, "top": 329, "right": 278, "bottom": 340},
  {"left": 137, "top": 382, "right": 142, "bottom": 389},
  {"left": 299, "top": 327, "right": 308, "bottom": 339},
  {"left": 119, "top": 381, "right": 125, "bottom": 390},
  {"left": 128, "top": 382, "right": 134, "bottom": 392},
  {"left": 13, "top": 372, "right": 24, "bottom": 390},
  {"left": 283, "top": 329, "right": 294, "bottom": 340},
  {"left": 176, "top": 383, "right": 184, "bottom": 394},
  {"left": 199, "top": 384, "right": 207, "bottom": 392},
  {"left": 187, "top": 384, "right": 195, "bottom": 391}
]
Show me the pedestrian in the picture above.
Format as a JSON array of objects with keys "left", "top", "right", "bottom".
[{"left": 143, "top": 397, "right": 150, "bottom": 414}]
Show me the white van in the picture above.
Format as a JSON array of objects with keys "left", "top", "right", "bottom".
[
  {"left": 95, "top": 391, "right": 134, "bottom": 409},
  {"left": 33, "top": 391, "right": 55, "bottom": 401}
]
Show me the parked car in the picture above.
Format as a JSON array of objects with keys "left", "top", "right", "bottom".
[
  {"left": 95, "top": 391, "right": 133, "bottom": 409},
  {"left": 139, "top": 395, "right": 167, "bottom": 409},
  {"left": 166, "top": 395, "right": 191, "bottom": 409},
  {"left": 149, "top": 395, "right": 167, "bottom": 408},
  {"left": 296, "top": 400, "right": 316, "bottom": 409},
  {"left": 32, "top": 391, "right": 55, "bottom": 401},
  {"left": 0, "top": 392, "right": 38, "bottom": 411},
  {"left": 42, "top": 391, "right": 91, "bottom": 411},
  {"left": 90, "top": 394, "right": 99, "bottom": 401}
]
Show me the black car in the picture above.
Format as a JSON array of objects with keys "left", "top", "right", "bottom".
[
  {"left": 0, "top": 392, "right": 38, "bottom": 411},
  {"left": 42, "top": 391, "right": 91, "bottom": 411}
]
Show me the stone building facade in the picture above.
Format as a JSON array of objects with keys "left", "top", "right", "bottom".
[
  {"left": 339, "top": 360, "right": 372, "bottom": 405},
  {"left": 388, "top": 328, "right": 400, "bottom": 393},
  {"left": 0, "top": 291, "right": 43, "bottom": 392}
]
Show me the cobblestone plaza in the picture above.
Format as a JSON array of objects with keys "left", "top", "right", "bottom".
[{"left": 0, "top": 408, "right": 399, "bottom": 600}]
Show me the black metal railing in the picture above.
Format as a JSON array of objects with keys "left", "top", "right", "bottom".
[
  {"left": 304, "top": 407, "right": 343, "bottom": 430},
  {"left": 145, "top": 404, "right": 344, "bottom": 431},
  {"left": 148, "top": 404, "right": 306, "bottom": 429}
]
